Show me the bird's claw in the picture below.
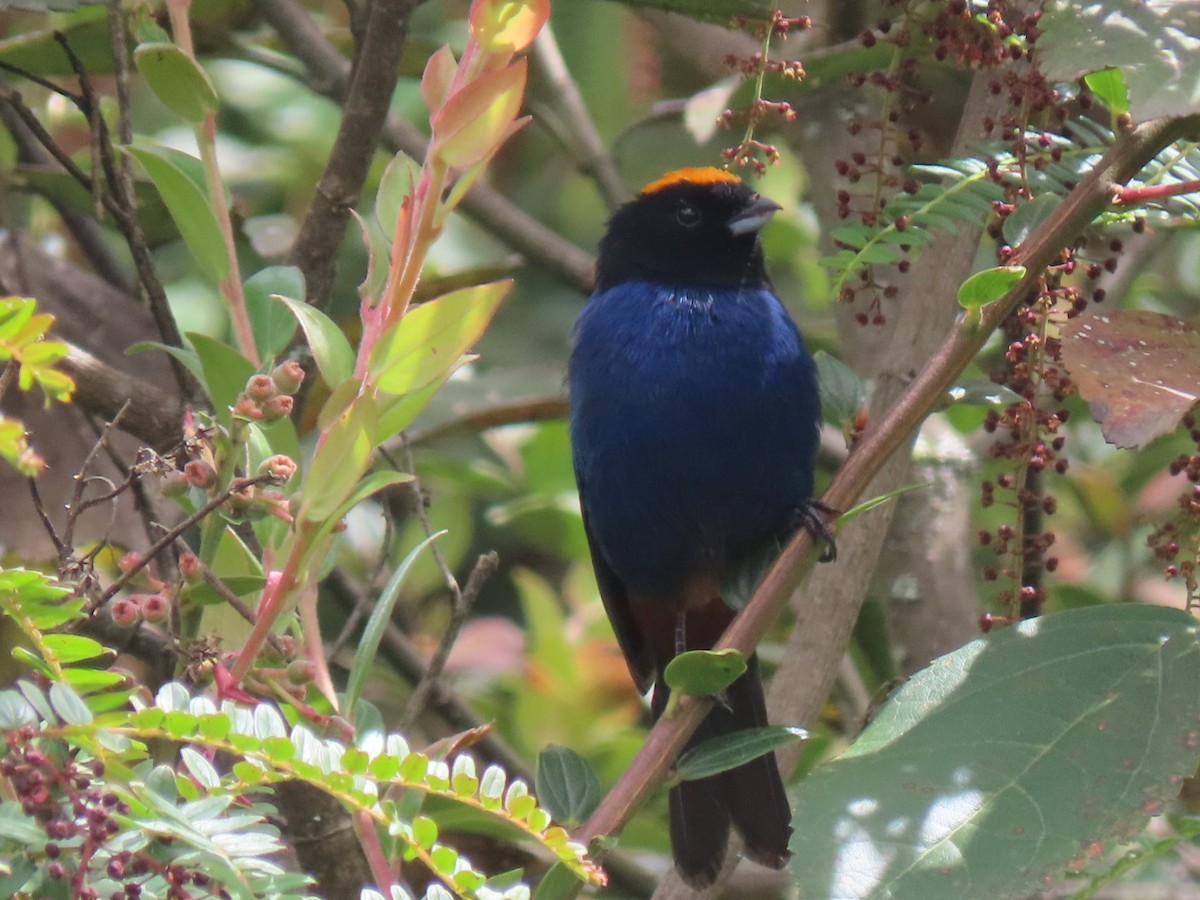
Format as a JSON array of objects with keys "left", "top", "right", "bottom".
[{"left": 796, "top": 499, "right": 838, "bottom": 563}]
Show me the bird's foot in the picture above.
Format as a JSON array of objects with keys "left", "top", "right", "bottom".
[{"left": 796, "top": 499, "right": 839, "bottom": 563}]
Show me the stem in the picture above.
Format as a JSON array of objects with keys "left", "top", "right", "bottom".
[
  {"left": 165, "top": 0, "right": 258, "bottom": 365},
  {"left": 1114, "top": 177, "right": 1200, "bottom": 203}
]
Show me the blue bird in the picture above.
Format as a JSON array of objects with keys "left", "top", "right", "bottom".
[{"left": 569, "top": 167, "right": 823, "bottom": 887}]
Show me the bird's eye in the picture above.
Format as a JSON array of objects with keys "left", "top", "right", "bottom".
[{"left": 675, "top": 203, "right": 701, "bottom": 228}]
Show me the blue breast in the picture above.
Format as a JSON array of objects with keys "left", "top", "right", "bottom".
[{"left": 569, "top": 281, "right": 819, "bottom": 600}]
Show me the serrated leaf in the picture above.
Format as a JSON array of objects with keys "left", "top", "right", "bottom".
[
  {"left": 273, "top": 294, "right": 355, "bottom": 388},
  {"left": 957, "top": 265, "right": 1026, "bottom": 309},
  {"left": 789, "top": 604, "right": 1200, "bottom": 899},
  {"left": 663, "top": 649, "right": 747, "bottom": 698},
  {"left": 134, "top": 42, "right": 218, "bottom": 122},
  {"left": 676, "top": 725, "right": 806, "bottom": 781},
  {"left": 535, "top": 745, "right": 600, "bottom": 827},
  {"left": 125, "top": 143, "right": 228, "bottom": 281}
]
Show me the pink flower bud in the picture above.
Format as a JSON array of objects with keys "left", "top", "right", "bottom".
[
  {"left": 110, "top": 598, "right": 141, "bottom": 626},
  {"left": 159, "top": 470, "right": 190, "bottom": 498},
  {"left": 245, "top": 374, "right": 278, "bottom": 403},
  {"left": 286, "top": 659, "right": 317, "bottom": 685},
  {"left": 117, "top": 552, "right": 141, "bottom": 574},
  {"left": 139, "top": 593, "right": 170, "bottom": 624},
  {"left": 184, "top": 460, "right": 218, "bottom": 490},
  {"left": 179, "top": 552, "right": 202, "bottom": 584},
  {"left": 259, "top": 454, "right": 297, "bottom": 483},
  {"left": 227, "top": 484, "right": 255, "bottom": 512},
  {"left": 261, "top": 394, "right": 294, "bottom": 422},
  {"left": 233, "top": 395, "right": 264, "bottom": 421},
  {"left": 271, "top": 360, "right": 306, "bottom": 395}
]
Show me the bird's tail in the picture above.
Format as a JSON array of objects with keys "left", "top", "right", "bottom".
[{"left": 664, "top": 654, "right": 792, "bottom": 888}]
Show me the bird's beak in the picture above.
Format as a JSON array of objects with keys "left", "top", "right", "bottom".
[{"left": 727, "top": 195, "right": 782, "bottom": 236}]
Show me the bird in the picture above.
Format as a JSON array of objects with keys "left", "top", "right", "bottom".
[{"left": 568, "top": 166, "right": 824, "bottom": 888}]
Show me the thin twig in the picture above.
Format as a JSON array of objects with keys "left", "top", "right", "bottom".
[
  {"left": 399, "top": 396, "right": 567, "bottom": 448},
  {"left": 402, "top": 551, "right": 499, "bottom": 727},
  {"left": 27, "top": 477, "right": 68, "bottom": 556},
  {"left": 97, "top": 474, "right": 277, "bottom": 607},
  {"left": 261, "top": 0, "right": 420, "bottom": 307},
  {"left": 532, "top": 25, "right": 630, "bottom": 211},
  {"left": 60, "top": 401, "right": 131, "bottom": 558}
]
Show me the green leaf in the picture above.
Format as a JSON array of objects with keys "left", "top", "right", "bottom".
[
  {"left": 124, "top": 143, "right": 228, "bottom": 282},
  {"left": 47, "top": 682, "right": 92, "bottom": 725},
  {"left": 371, "top": 280, "right": 511, "bottom": 395},
  {"left": 531, "top": 863, "right": 585, "bottom": 900},
  {"left": 243, "top": 267, "right": 304, "bottom": 360},
  {"left": 676, "top": 725, "right": 807, "bottom": 781},
  {"left": 663, "top": 649, "right": 747, "bottom": 698},
  {"left": 133, "top": 42, "right": 219, "bottom": 122},
  {"left": 273, "top": 293, "right": 355, "bottom": 388},
  {"left": 1002, "top": 193, "right": 1061, "bottom": 247},
  {"left": 297, "top": 395, "right": 378, "bottom": 523},
  {"left": 344, "top": 530, "right": 445, "bottom": 714},
  {"left": 187, "top": 332, "right": 255, "bottom": 425},
  {"left": 789, "top": 604, "right": 1200, "bottom": 899},
  {"left": 841, "top": 481, "right": 931, "bottom": 522},
  {"left": 535, "top": 745, "right": 601, "bottom": 827},
  {"left": 42, "top": 633, "right": 108, "bottom": 664},
  {"left": 0, "top": 691, "right": 37, "bottom": 730},
  {"left": 815, "top": 350, "right": 866, "bottom": 432},
  {"left": 1085, "top": 67, "right": 1131, "bottom": 117},
  {"left": 957, "top": 265, "right": 1027, "bottom": 309}
]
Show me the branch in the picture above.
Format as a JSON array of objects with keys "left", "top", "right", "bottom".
[
  {"left": 574, "top": 112, "right": 1200, "bottom": 851},
  {"left": 61, "top": 344, "right": 182, "bottom": 450},
  {"left": 260, "top": 0, "right": 421, "bottom": 308},
  {"left": 531, "top": 24, "right": 631, "bottom": 211}
]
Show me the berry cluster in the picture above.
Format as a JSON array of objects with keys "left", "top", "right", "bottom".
[
  {"left": 720, "top": 12, "right": 812, "bottom": 174},
  {"left": 1, "top": 725, "right": 226, "bottom": 899},
  {"left": 1148, "top": 415, "right": 1200, "bottom": 606}
]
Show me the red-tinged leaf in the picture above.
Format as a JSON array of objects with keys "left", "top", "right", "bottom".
[
  {"left": 469, "top": 0, "right": 549, "bottom": 54},
  {"left": 421, "top": 44, "right": 458, "bottom": 113},
  {"left": 1060, "top": 310, "right": 1200, "bottom": 449},
  {"left": 431, "top": 59, "right": 527, "bottom": 171}
]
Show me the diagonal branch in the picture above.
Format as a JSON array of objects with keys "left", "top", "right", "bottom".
[
  {"left": 260, "top": 0, "right": 421, "bottom": 308},
  {"left": 574, "top": 111, "right": 1200, "bottom": 855}
]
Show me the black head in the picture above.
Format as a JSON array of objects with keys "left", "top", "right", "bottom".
[{"left": 595, "top": 168, "right": 781, "bottom": 292}]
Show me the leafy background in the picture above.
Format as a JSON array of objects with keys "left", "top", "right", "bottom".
[{"left": 0, "top": 0, "right": 1199, "bottom": 898}]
